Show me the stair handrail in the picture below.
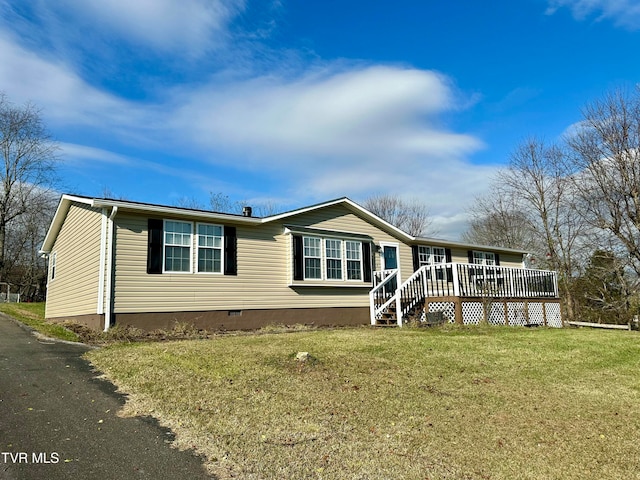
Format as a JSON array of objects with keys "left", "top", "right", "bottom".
[
  {"left": 369, "top": 269, "right": 399, "bottom": 325},
  {"left": 397, "top": 265, "right": 431, "bottom": 323}
]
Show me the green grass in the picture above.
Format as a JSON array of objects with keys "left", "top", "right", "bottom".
[
  {"left": 86, "top": 326, "right": 640, "bottom": 479},
  {"left": 0, "top": 302, "right": 80, "bottom": 342}
]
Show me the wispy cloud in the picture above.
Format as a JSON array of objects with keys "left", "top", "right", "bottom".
[
  {"left": 0, "top": 1, "right": 490, "bottom": 238},
  {"left": 173, "top": 66, "right": 482, "bottom": 164},
  {"left": 546, "top": 0, "right": 640, "bottom": 29},
  {"left": 62, "top": 0, "right": 246, "bottom": 54}
]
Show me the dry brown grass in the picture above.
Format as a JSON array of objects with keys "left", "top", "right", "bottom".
[{"left": 86, "top": 326, "right": 640, "bottom": 479}]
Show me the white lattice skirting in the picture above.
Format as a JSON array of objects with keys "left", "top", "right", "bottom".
[{"left": 426, "top": 299, "right": 562, "bottom": 327}]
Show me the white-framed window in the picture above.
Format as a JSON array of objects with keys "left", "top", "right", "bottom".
[
  {"left": 304, "top": 237, "right": 322, "bottom": 279},
  {"left": 418, "top": 246, "right": 446, "bottom": 266},
  {"left": 164, "top": 220, "right": 192, "bottom": 273},
  {"left": 197, "top": 224, "right": 223, "bottom": 273},
  {"left": 50, "top": 252, "right": 57, "bottom": 280},
  {"left": 345, "top": 241, "right": 362, "bottom": 280},
  {"left": 299, "top": 235, "right": 364, "bottom": 282},
  {"left": 325, "top": 239, "right": 343, "bottom": 280},
  {"left": 419, "top": 246, "right": 446, "bottom": 280},
  {"left": 473, "top": 251, "right": 496, "bottom": 265}
]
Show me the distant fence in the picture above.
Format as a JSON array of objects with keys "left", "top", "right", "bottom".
[
  {"left": 568, "top": 321, "right": 636, "bottom": 331},
  {"left": 0, "top": 293, "right": 20, "bottom": 303}
]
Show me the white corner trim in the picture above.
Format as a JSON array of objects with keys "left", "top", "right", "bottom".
[
  {"left": 103, "top": 206, "right": 118, "bottom": 332},
  {"left": 97, "top": 208, "right": 108, "bottom": 315}
]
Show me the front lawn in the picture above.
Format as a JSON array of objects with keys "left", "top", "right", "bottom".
[
  {"left": 0, "top": 302, "right": 80, "bottom": 342},
  {"left": 86, "top": 326, "right": 640, "bottom": 479}
]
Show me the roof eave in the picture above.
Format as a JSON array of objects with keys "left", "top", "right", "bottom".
[{"left": 90, "top": 198, "right": 262, "bottom": 224}]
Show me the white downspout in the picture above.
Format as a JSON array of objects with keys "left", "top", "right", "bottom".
[
  {"left": 103, "top": 206, "right": 118, "bottom": 332},
  {"left": 97, "top": 208, "right": 108, "bottom": 315}
]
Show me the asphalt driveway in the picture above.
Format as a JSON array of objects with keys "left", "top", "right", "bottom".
[{"left": 0, "top": 313, "right": 212, "bottom": 479}]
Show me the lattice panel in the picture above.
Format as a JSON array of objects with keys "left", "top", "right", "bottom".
[
  {"left": 527, "top": 303, "right": 545, "bottom": 326},
  {"left": 461, "top": 302, "right": 483, "bottom": 325},
  {"left": 507, "top": 302, "right": 527, "bottom": 326},
  {"left": 427, "top": 302, "right": 456, "bottom": 323},
  {"left": 489, "top": 303, "right": 506, "bottom": 325},
  {"left": 545, "top": 302, "right": 563, "bottom": 328}
]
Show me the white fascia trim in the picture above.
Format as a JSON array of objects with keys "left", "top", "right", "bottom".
[
  {"left": 414, "top": 236, "right": 529, "bottom": 255},
  {"left": 283, "top": 225, "right": 374, "bottom": 241},
  {"left": 90, "top": 199, "right": 261, "bottom": 224},
  {"left": 40, "top": 195, "right": 96, "bottom": 254}
]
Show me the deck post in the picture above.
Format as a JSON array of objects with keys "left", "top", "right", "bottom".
[
  {"left": 369, "top": 290, "right": 376, "bottom": 325},
  {"left": 396, "top": 290, "right": 403, "bottom": 327},
  {"left": 454, "top": 298, "right": 463, "bottom": 325},
  {"left": 452, "top": 263, "right": 460, "bottom": 297}
]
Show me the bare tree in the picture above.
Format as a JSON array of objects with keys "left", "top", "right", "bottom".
[
  {"left": 0, "top": 93, "right": 58, "bottom": 282},
  {"left": 4, "top": 190, "right": 57, "bottom": 300},
  {"left": 462, "top": 190, "right": 541, "bottom": 252},
  {"left": 174, "top": 192, "right": 282, "bottom": 217},
  {"left": 466, "top": 138, "right": 587, "bottom": 321},
  {"left": 565, "top": 87, "right": 640, "bottom": 275},
  {"left": 363, "top": 194, "right": 433, "bottom": 236},
  {"left": 174, "top": 196, "right": 205, "bottom": 210},
  {"left": 574, "top": 248, "right": 638, "bottom": 325}
]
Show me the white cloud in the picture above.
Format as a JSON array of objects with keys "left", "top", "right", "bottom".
[
  {"left": 173, "top": 66, "right": 482, "bottom": 165},
  {"left": 0, "top": 24, "right": 487, "bottom": 239},
  {"left": 546, "top": 0, "right": 640, "bottom": 29},
  {"left": 0, "top": 32, "right": 150, "bottom": 129},
  {"left": 34, "top": 0, "right": 246, "bottom": 55}
]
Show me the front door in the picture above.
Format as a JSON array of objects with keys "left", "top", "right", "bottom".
[
  {"left": 382, "top": 245, "right": 398, "bottom": 294},
  {"left": 383, "top": 245, "right": 398, "bottom": 270}
]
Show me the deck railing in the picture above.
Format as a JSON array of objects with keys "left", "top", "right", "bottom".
[
  {"left": 454, "top": 263, "right": 558, "bottom": 298},
  {"left": 370, "top": 263, "right": 558, "bottom": 326},
  {"left": 370, "top": 269, "right": 401, "bottom": 325}
]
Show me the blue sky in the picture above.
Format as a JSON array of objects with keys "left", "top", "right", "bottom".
[{"left": 1, "top": 0, "right": 639, "bottom": 238}]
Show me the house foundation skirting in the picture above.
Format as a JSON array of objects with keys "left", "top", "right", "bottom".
[
  {"left": 112, "top": 306, "right": 370, "bottom": 331},
  {"left": 423, "top": 297, "right": 563, "bottom": 328},
  {"left": 47, "top": 313, "right": 106, "bottom": 331}
]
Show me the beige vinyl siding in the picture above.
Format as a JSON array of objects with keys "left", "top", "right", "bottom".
[
  {"left": 285, "top": 205, "right": 415, "bottom": 281},
  {"left": 112, "top": 205, "right": 411, "bottom": 313},
  {"left": 45, "top": 204, "right": 103, "bottom": 319}
]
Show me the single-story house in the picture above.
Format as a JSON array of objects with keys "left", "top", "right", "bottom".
[{"left": 40, "top": 194, "right": 562, "bottom": 331}]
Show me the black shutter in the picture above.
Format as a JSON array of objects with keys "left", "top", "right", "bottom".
[
  {"left": 445, "top": 248, "right": 453, "bottom": 282},
  {"left": 224, "top": 226, "right": 237, "bottom": 275},
  {"left": 412, "top": 246, "right": 420, "bottom": 271},
  {"left": 147, "top": 218, "right": 163, "bottom": 274},
  {"left": 467, "top": 250, "right": 474, "bottom": 264},
  {"left": 495, "top": 253, "right": 500, "bottom": 266},
  {"left": 293, "top": 235, "right": 304, "bottom": 281},
  {"left": 363, "top": 242, "right": 372, "bottom": 283}
]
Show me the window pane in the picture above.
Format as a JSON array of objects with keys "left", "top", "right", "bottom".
[
  {"left": 326, "top": 258, "right": 342, "bottom": 279},
  {"left": 304, "top": 237, "right": 321, "bottom": 257},
  {"left": 346, "top": 241, "right": 361, "bottom": 260},
  {"left": 197, "top": 223, "right": 223, "bottom": 273},
  {"left": 433, "top": 247, "right": 446, "bottom": 264},
  {"left": 347, "top": 260, "right": 361, "bottom": 280},
  {"left": 165, "top": 246, "right": 190, "bottom": 272},
  {"left": 305, "top": 258, "right": 321, "bottom": 279},
  {"left": 164, "top": 221, "right": 192, "bottom": 272},
  {"left": 419, "top": 246, "right": 431, "bottom": 265}
]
